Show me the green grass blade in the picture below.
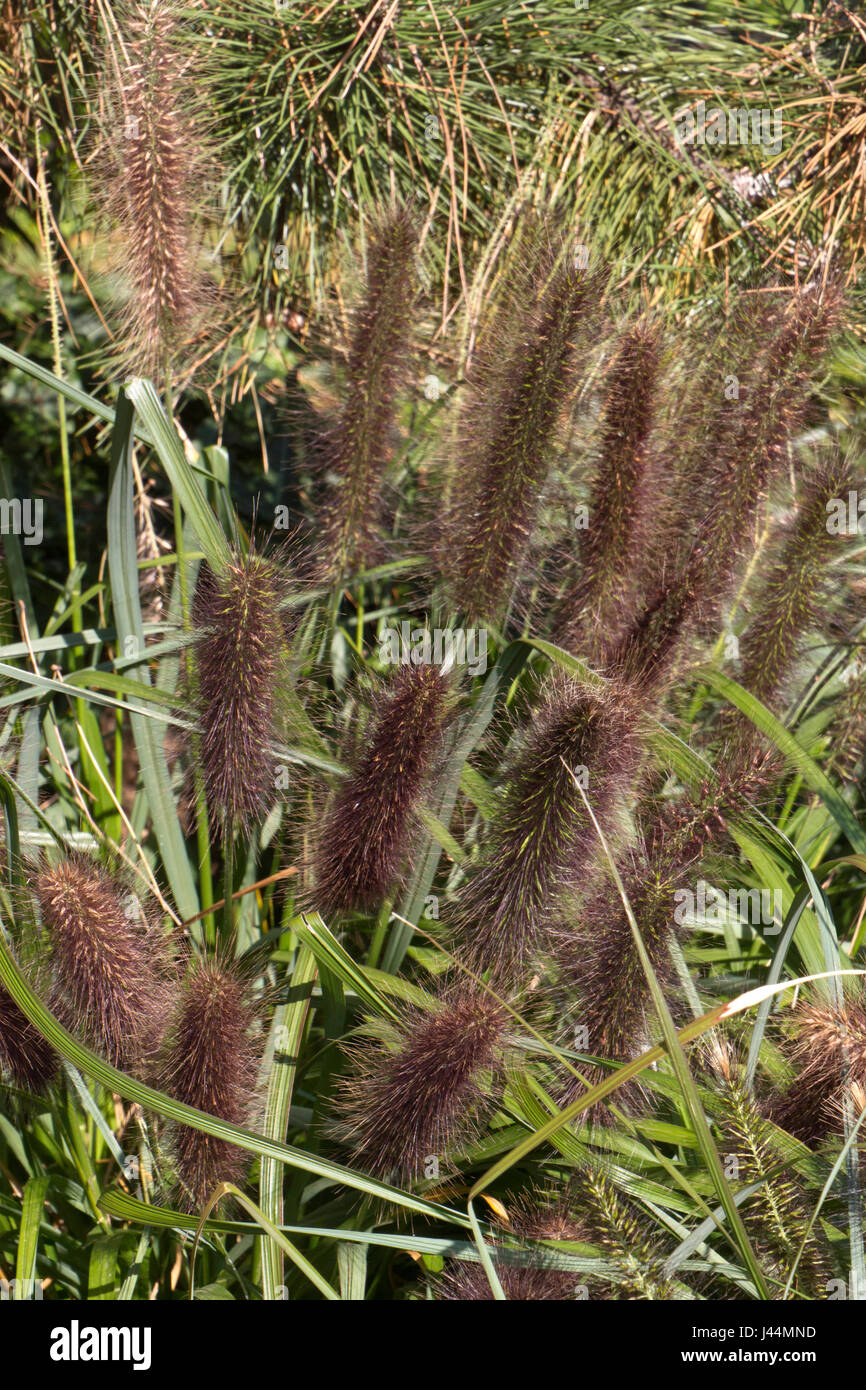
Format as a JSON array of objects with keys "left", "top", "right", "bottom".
[
  {"left": 14, "top": 1174, "right": 50, "bottom": 1300},
  {"left": 260, "top": 945, "right": 317, "bottom": 1300},
  {"left": 106, "top": 390, "right": 198, "bottom": 921},
  {"left": 698, "top": 668, "right": 866, "bottom": 855},
  {"left": 194, "top": 1184, "right": 339, "bottom": 1301},
  {"left": 125, "top": 378, "right": 231, "bottom": 576},
  {"left": 0, "top": 922, "right": 471, "bottom": 1227}
]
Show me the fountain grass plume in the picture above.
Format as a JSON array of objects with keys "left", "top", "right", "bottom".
[
  {"left": 441, "top": 234, "right": 604, "bottom": 624},
  {"left": 91, "top": 0, "right": 220, "bottom": 384},
  {"left": 558, "top": 321, "right": 662, "bottom": 661},
  {"left": 433, "top": 1193, "right": 590, "bottom": 1301},
  {"left": 190, "top": 543, "right": 291, "bottom": 840},
  {"left": 552, "top": 755, "right": 775, "bottom": 1117},
  {"left": 551, "top": 846, "right": 683, "bottom": 1116},
  {"left": 315, "top": 203, "right": 417, "bottom": 580},
  {"left": 608, "top": 288, "right": 841, "bottom": 692},
  {"left": 770, "top": 996, "right": 866, "bottom": 1146},
  {"left": 712, "top": 1049, "right": 829, "bottom": 1296},
  {"left": 334, "top": 982, "right": 508, "bottom": 1184},
  {"left": 736, "top": 450, "right": 853, "bottom": 715},
  {"left": 451, "top": 675, "right": 642, "bottom": 985},
  {"left": 313, "top": 661, "right": 450, "bottom": 914},
  {"left": 30, "top": 851, "right": 175, "bottom": 1074},
  {"left": 153, "top": 953, "right": 264, "bottom": 1209},
  {"left": 0, "top": 977, "right": 58, "bottom": 1093}
]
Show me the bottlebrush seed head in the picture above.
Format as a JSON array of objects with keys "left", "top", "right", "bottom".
[
  {"left": 736, "top": 452, "right": 853, "bottom": 715},
  {"left": 313, "top": 662, "right": 448, "bottom": 914},
  {"left": 559, "top": 321, "right": 662, "bottom": 660},
  {"left": 578, "top": 1167, "right": 678, "bottom": 1299},
  {"left": 552, "top": 851, "right": 681, "bottom": 1115},
  {"left": 771, "top": 998, "right": 866, "bottom": 1146},
  {"left": 550, "top": 755, "right": 769, "bottom": 1120},
  {"left": 30, "top": 853, "right": 175, "bottom": 1074},
  {"left": 90, "top": 1, "right": 219, "bottom": 383},
  {"left": 688, "top": 291, "right": 840, "bottom": 627},
  {"left": 830, "top": 662, "right": 866, "bottom": 784},
  {"left": 334, "top": 985, "right": 507, "bottom": 1184},
  {"left": 659, "top": 295, "right": 783, "bottom": 551},
  {"left": 441, "top": 244, "right": 604, "bottom": 623},
  {"left": 315, "top": 204, "right": 417, "bottom": 580},
  {"left": 607, "top": 288, "right": 841, "bottom": 692},
  {"left": 715, "top": 1068, "right": 829, "bottom": 1296},
  {"left": 191, "top": 548, "right": 290, "bottom": 838},
  {"left": 640, "top": 752, "right": 775, "bottom": 866},
  {"left": 452, "top": 676, "right": 642, "bottom": 984},
  {"left": 434, "top": 1195, "right": 589, "bottom": 1300},
  {"left": 154, "top": 957, "right": 262, "bottom": 1209},
  {"left": 0, "top": 980, "right": 58, "bottom": 1093},
  {"left": 438, "top": 1172, "right": 678, "bottom": 1299}
]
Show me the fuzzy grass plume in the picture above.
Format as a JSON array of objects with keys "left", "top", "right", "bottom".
[
  {"left": 552, "top": 849, "right": 682, "bottom": 1114},
  {"left": 577, "top": 1168, "right": 680, "bottom": 1300},
  {"left": 154, "top": 956, "right": 262, "bottom": 1209},
  {"left": 335, "top": 984, "right": 507, "bottom": 1184},
  {"left": 608, "top": 289, "right": 841, "bottom": 692},
  {"left": 30, "top": 853, "right": 174, "bottom": 1074},
  {"left": 91, "top": 0, "right": 218, "bottom": 382},
  {"left": 436, "top": 1174, "right": 680, "bottom": 1300},
  {"left": 433, "top": 1195, "right": 588, "bottom": 1301},
  {"left": 735, "top": 450, "right": 853, "bottom": 718},
  {"left": 771, "top": 997, "right": 866, "bottom": 1146},
  {"left": 830, "top": 661, "right": 866, "bottom": 784},
  {"left": 315, "top": 204, "right": 416, "bottom": 579},
  {"left": 552, "top": 760, "right": 773, "bottom": 1113},
  {"left": 0, "top": 978, "right": 58, "bottom": 1093},
  {"left": 442, "top": 240, "right": 602, "bottom": 623},
  {"left": 313, "top": 661, "right": 448, "bottom": 914},
  {"left": 711, "top": 1047, "right": 828, "bottom": 1297},
  {"left": 452, "top": 676, "right": 641, "bottom": 984},
  {"left": 558, "top": 321, "right": 662, "bottom": 661},
  {"left": 692, "top": 291, "right": 841, "bottom": 613},
  {"left": 191, "top": 548, "right": 289, "bottom": 838}
]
